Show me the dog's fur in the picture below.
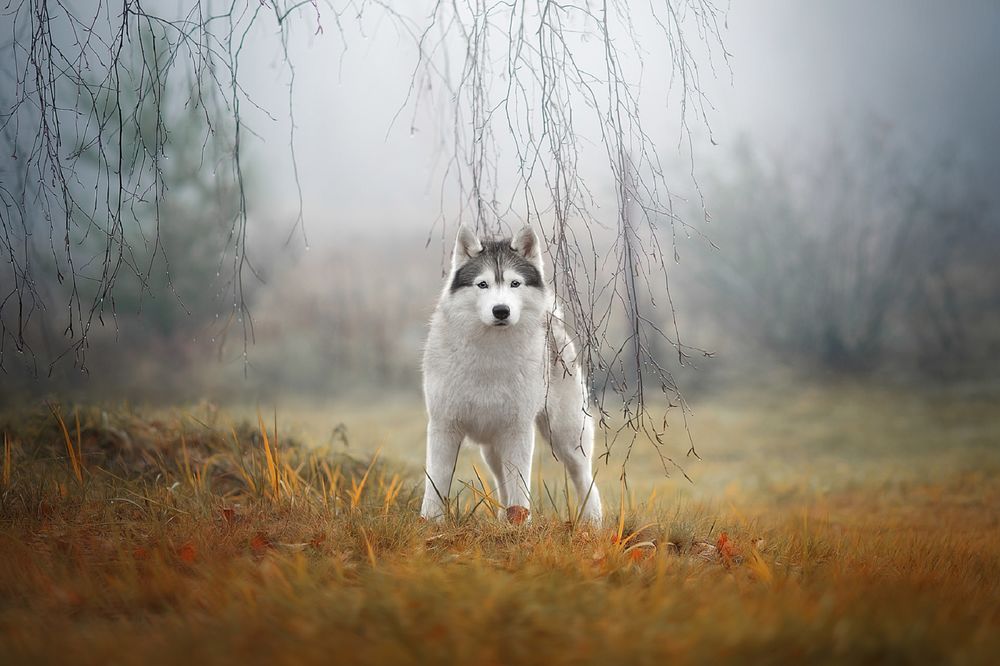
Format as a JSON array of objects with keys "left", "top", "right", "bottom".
[{"left": 420, "top": 224, "right": 602, "bottom": 523}]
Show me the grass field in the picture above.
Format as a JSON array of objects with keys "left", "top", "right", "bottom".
[{"left": 1, "top": 380, "right": 999, "bottom": 665}]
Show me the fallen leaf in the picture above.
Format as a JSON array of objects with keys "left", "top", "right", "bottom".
[
  {"left": 250, "top": 532, "right": 272, "bottom": 554},
  {"left": 505, "top": 505, "right": 530, "bottom": 525},
  {"left": 629, "top": 547, "right": 649, "bottom": 562},
  {"left": 717, "top": 532, "right": 738, "bottom": 560},
  {"left": 426, "top": 623, "right": 448, "bottom": 642},
  {"left": 178, "top": 543, "right": 197, "bottom": 563}
]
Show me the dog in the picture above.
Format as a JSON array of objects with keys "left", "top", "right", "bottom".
[{"left": 420, "top": 224, "right": 602, "bottom": 524}]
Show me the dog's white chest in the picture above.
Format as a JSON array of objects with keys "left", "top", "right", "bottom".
[{"left": 424, "top": 329, "right": 546, "bottom": 439}]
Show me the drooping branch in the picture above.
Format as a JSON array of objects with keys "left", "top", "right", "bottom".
[
  {"left": 1, "top": 0, "right": 727, "bottom": 473},
  {"left": 0, "top": 0, "right": 339, "bottom": 374},
  {"left": 387, "top": 0, "right": 728, "bottom": 473}
]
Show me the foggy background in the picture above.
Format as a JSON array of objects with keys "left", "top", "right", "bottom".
[{"left": 3, "top": 0, "right": 999, "bottom": 406}]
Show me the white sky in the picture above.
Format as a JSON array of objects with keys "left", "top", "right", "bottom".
[{"left": 234, "top": 0, "right": 1000, "bottom": 241}]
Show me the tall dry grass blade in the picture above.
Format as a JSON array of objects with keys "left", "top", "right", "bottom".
[
  {"left": 74, "top": 409, "right": 82, "bottom": 468},
  {"left": 452, "top": 486, "right": 479, "bottom": 523},
  {"left": 2, "top": 433, "right": 11, "bottom": 487},
  {"left": 423, "top": 469, "right": 450, "bottom": 521},
  {"left": 50, "top": 405, "right": 83, "bottom": 485},
  {"left": 535, "top": 447, "right": 544, "bottom": 511},
  {"left": 616, "top": 475, "right": 627, "bottom": 545},
  {"left": 323, "top": 462, "right": 343, "bottom": 510},
  {"left": 194, "top": 463, "right": 206, "bottom": 493},
  {"left": 285, "top": 462, "right": 299, "bottom": 492},
  {"left": 258, "top": 411, "right": 280, "bottom": 500},
  {"left": 382, "top": 473, "right": 403, "bottom": 515},
  {"left": 623, "top": 541, "right": 656, "bottom": 555},
  {"left": 747, "top": 548, "right": 774, "bottom": 585},
  {"left": 574, "top": 473, "right": 600, "bottom": 527},
  {"left": 542, "top": 480, "right": 561, "bottom": 516},
  {"left": 180, "top": 430, "right": 194, "bottom": 488},
  {"left": 619, "top": 523, "right": 657, "bottom": 548},
  {"left": 229, "top": 427, "right": 258, "bottom": 494},
  {"left": 471, "top": 464, "right": 497, "bottom": 504},
  {"left": 359, "top": 525, "right": 377, "bottom": 567},
  {"left": 564, "top": 466, "right": 573, "bottom": 523},
  {"left": 458, "top": 479, "right": 503, "bottom": 515},
  {"left": 350, "top": 449, "right": 381, "bottom": 510}
]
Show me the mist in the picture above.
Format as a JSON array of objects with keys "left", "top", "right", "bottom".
[
  {"left": 236, "top": 0, "right": 1000, "bottom": 236},
  {"left": 3, "top": 0, "right": 998, "bottom": 402}
]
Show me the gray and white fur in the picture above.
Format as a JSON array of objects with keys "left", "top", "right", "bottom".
[{"left": 420, "top": 224, "right": 602, "bottom": 523}]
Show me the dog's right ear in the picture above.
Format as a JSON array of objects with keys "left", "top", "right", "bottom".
[{"left": 452, "top": 224, "right": 483, "bottom": 264}]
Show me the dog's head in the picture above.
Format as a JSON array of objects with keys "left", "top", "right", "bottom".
[{"left": 445, "top": 224, "right": 546, "bottom": 328}]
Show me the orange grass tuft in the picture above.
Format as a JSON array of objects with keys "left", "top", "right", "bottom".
[{"left": 49, "top": 404, "right": 84, "bottom": 484}]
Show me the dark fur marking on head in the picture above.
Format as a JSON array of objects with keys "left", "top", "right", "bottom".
[
  {"left": 450, "top": 259, "right": 484, "bottom": 291},
  {"left": 450, "top": 238, "right": 543, "bottom": 292}
]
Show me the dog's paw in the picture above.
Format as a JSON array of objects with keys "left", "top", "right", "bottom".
[{"left": 505, "top": 505, "right": 530, "bottom": 525}]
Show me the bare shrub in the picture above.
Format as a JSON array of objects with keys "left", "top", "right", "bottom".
[{"left": 689, "top": 127, "right": 999, "bottom": 375}]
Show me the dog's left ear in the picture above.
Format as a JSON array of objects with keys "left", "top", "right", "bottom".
[{"left": 511, "top": 225, "right": 541, "bottom": 262}]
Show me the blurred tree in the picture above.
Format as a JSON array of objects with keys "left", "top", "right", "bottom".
[
  {"left": 2, "top": 24, "right": 245, "bottom": 390},
  {"left": 76, "top": 34, "right": 241, "bottom": 345},
  {"left": 691, "top": 128, "right": 999, "bottom": 375}
]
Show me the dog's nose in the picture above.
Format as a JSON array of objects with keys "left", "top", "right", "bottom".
[{"left": 492, "top": 305, "right": 510, "bottom": 320}]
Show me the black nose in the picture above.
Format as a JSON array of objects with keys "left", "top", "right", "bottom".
[{"left": 492, "top": 305, "right": 510, "bottom": 320}]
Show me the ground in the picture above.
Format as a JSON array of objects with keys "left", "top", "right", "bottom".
[{"left": 1, "top": 379, "right": 998, "bottom": 665}]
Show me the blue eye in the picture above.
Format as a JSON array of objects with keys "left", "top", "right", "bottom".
[
  {"left": 510, "top": 280, "right": 521, "bottom": 288},
  {"left": 477, "top": 281, "right": 488, "bottom": 289}
]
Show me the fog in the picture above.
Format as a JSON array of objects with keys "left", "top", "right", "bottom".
[
  {"left": 238, "top": 0, "right": 1000, "bottom": 234},
  {"left": 2, "top": 0, "right": 999, "bottom": 403}
]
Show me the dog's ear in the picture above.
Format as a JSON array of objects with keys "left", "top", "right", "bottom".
[
  {"left": 453, "top": 224, "right": 483, "bottom": 263},
  {"left": 511, "top": 225, "right": 541, "bottom": 262}
]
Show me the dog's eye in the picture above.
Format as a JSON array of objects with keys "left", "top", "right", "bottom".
[
  {"left": 477, "top": 281, "right": 488, "bottom": 289},
  {"left": 510, "top": 280, "right": 521, "bottom": 288}
]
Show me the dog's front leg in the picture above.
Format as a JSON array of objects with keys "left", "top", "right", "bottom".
[
  {"left": 499, "top": 425, "right": 535, "bottom": 521},
  {"left": 420, "top": 420, "right": 463, "bottom": 521}
]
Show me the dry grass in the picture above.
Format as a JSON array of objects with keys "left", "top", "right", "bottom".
[{"left": 1, "top": 383, "right": 999, "bottom": 665}]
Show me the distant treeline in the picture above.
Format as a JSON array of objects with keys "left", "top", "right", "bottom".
[
  {"left": 4, "top": 130, "right": 998, "bottom": 403},
  {"left": 684, "top": 129, "right": 1000, "bottom": 378}
]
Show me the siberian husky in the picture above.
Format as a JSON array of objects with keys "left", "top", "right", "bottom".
[{"left": 420, "top": 224, "right": 602, "bottom": 523}]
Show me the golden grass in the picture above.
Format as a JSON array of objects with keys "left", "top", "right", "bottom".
[{"left": 1, "top": 383, "right": 999, "bottom": 665}]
